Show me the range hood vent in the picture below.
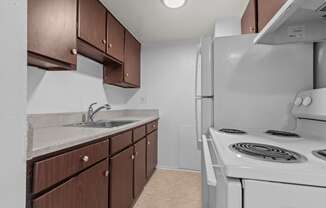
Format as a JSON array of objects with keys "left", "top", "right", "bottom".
[{"left": 254, "top": 0, "right": 326, "bottom": 45}]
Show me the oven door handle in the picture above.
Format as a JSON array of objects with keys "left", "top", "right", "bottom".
[{"left": 202, "top": 135, "right": 217, "bottom": 186}]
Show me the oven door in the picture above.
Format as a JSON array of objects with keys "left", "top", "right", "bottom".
[{"left": 202, "top": 134, "right": 242, "bottom": 208}]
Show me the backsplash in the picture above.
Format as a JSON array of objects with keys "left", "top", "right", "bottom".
[{"left": 27, "top": 55, "right": 137, "bottom": 114}]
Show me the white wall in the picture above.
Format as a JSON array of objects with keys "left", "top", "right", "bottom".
[
  {"left": 125, "top": 41, "right": 201, "bottom": 170},
  {"left": 315, "top": 42, "right": 326, "bottom": 88},
  {"left": 0, "top": 1, "right": 27, "bottom": 207},
  {"left": 214, "top": 17, "right": 241, "bottom": 38},
  {"left": 28, "top": 55, "right": 137, "bottom": 114}
]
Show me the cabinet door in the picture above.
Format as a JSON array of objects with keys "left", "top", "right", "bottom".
[
  {"left": 78, "top": 0, "right": 107, "bottom": 52},
  {"left": 79, "top": 159, "right": 109, "bottom": 208},
  {"left": 241, "top": 0, "right": 257, "bottom": 34},
  {"left": 146, "top": 130, "right": 158, "bottom": 177},
  {"left": 257, "top": 0, "right": 287, "bottom": 32},
  {"left": 107, "top": 13, "right": 125, "bottom": 62},
  {"left": 124, "top": 31, "right": 141, "bottom": 87},
  {"left": 28, "top": 0, "right": 77, "bottom": 66},
  {"left": 110, "top": 146, "right": 134, "bottom": 208},
  {"left": 134, "top": 138, "right": 147, "bottom": 198},
  {"left": 33, "top": 178, "right": 79, "bottom": 208}
]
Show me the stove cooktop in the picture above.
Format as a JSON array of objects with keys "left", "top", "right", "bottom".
[
  {"left": 266, "top": 130, "right": 300, "bottom": 138},
  {"left": 230, "top": 142, "right": 306, "bottom": 163},
  {"left": 219, "top": 128, "right": 247, "bottom": 135}
]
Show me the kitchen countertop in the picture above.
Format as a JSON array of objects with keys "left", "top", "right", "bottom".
[{"left": 27, "top": 110, "right": 159, "bottom": 160}]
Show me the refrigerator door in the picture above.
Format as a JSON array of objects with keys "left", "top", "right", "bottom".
[
  {"left": 195, "top": 36, "right": 214, "bottom": 149},
  {"left": 213, "top": 34, "right": 313, "bottom": 131},
  {"left": 200, "top": 36, "right": 214, "bottom": 97},
  {"left": 196, "top": 98, "right": 213, "bottom": 149}
]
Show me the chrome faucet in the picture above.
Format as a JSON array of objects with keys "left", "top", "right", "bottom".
[{"left": 87, "top": 103, "right": 112, "bottom": 122}]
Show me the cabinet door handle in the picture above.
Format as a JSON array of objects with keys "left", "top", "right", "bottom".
[
  {"left": 102, "top": 40, "right": 107, "bottom": 44},
  {"left": 249, "top": 27, "right": 255, "bottom": 33},
  {"left": 148, "top": 141, "right": 151, "bottom": 145},
  {"left": 131, "top": 154, "right": 135, "bottom": 160},
  {"left": 153, "top": 124, "right": 156, "bottom": 128},
  {"left": 81, "top": 155, "right": 89, "bottom": 162},
  {"left": 71, "top": 48, "right": 78, "bottom": 55},
  {"left": 109, "top": 43, "right": 113, "bottom": 48},
  {"left": 104, "top": 170, "right": 109, "bottom": 177},
  {"left": 125, "top": 73, "right": 129, "bottom": 77}
]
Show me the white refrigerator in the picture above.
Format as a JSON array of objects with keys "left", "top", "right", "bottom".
[
  {"left": 197, "top": 34, "right": 314, "bottom": 208},
  {"left": 196, "top": 34, "right": 313, "bottom": 146}
]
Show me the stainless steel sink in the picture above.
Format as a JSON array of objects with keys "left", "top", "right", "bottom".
[{"left": 65, "top": 120, "right": 137, "bottom": 128}]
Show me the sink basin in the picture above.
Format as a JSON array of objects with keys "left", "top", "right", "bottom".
[{"left": 65, "top": 120, "right": 137, "bottom": 128}]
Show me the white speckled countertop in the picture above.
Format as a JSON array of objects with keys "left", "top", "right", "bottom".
[{"left": 27, "top": 110, "right": 159, "bottom": 160}]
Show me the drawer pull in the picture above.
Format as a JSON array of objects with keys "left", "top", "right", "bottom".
[
  {"left": 71, "top": 48, "right": 77, "bottom": 55},
  {"left": 82, "top": 155, "right": 89, "bottom": 162},
  {"left": 104, "top": 170, "right": 109, "bottom": 177}
]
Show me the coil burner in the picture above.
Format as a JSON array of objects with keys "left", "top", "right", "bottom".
[{"left": 230, "top": 143, "right": 306, "bottom": 163}]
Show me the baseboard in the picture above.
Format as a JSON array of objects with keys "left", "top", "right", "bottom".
[{"left": 157, "top": 166, "right": 200, "bottom": 173}]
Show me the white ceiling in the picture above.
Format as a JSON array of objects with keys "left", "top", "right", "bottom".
[{"left": 101, "top": 0, "right": 249, "bottom": 44}]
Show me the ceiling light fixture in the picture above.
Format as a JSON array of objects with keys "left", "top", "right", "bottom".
[{"left": 162, "top": 0, "right": 187, "bottom": 9}]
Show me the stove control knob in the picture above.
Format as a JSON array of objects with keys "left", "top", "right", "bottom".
[
  {"left": 294, "top": 97, "right": 303, "bottom": 106},
  {"left": 302, "top": 96, "right": 312, "bottom": 106}
]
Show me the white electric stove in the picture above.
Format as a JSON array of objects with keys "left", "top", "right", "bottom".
[{"left": 202, "top": 89, "right": 326, "bottom": 208}]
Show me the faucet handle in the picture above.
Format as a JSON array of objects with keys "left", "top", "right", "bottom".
[{"left": 104, "top": 104, "right": 112, "bottom": 110}]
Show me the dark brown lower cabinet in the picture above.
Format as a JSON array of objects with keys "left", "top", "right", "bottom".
[
  {"left": 33, "top": 178, "right": 79, "bottom": 208},
  {"left": 134, "top": 138, "right": 147, "bottom": 198},
  {"left": 79, "top": 159, "right": 109, "bottom": 208},
  {"left": 33, "top": 159, "right": 109, "bottom": 208},
  {"left": 110, "top": 146, "right": 134, "bottom": 208},
  {"left": 29, "top": 121, "right": 159, "bottom": 208},
  {"left": 147, "top": 130, "right": 158, "bottom": 177}
]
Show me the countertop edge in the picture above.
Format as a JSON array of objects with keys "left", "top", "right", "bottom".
[{"left": 27, "top": 117, "right": 159, "bottom": 160}]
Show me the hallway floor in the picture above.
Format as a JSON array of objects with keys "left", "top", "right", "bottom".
[{"left": 134, "top": 169, "right": 201, "bottom": 208}]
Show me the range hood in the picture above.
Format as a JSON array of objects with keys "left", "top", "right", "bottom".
[{"left": 254, "top": 0, "right": 326, "bottom": 44}]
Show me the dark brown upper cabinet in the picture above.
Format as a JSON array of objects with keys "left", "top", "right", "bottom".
[
  {"left": 78, "top": 0, "right": 107, "bottom": 53},
  {"left": 257, "top": 0, "right": 287, "bottom": 32},
  {"left": 241, "top": 0, "right": 287, "bottom": 34},
  {"left": 28, "top": 0, "right": 77, "bottom": 70},
  {"left": 103, "top": 31, "right": 141, "bottom": 88},
  {"left": 107, "top": 12, "right": 125, "bottom": 62},
  {"left": 124, "top": 31, "right": 141, "bottom": 87},
  {"left": 241, "top": 0, "right": 257, "bottom": 34}
]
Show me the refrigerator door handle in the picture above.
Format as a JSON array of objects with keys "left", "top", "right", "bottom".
[{"left": 195, "top": 50, "right": 202, "bottom": 145}]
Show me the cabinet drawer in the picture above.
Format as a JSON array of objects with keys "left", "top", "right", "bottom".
[
  {"left": 33, "top": 140, "right": 109, "bottom": 194},
  {"left": 33, "top": 177, "right": 79, "bottom": 208},
  {"left": 133, "top": 125, "right": 146, "bottom": 142},
  {"left": 146, "top": 121, "right": 158, "bottom": 134},
  {"left": 110, "top": 130, "right": 133, "bottom": 155}
]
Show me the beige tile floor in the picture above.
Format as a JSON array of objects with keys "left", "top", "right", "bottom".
[{"left": 134, "top": 169, "right": 202, "bottom": 208}]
